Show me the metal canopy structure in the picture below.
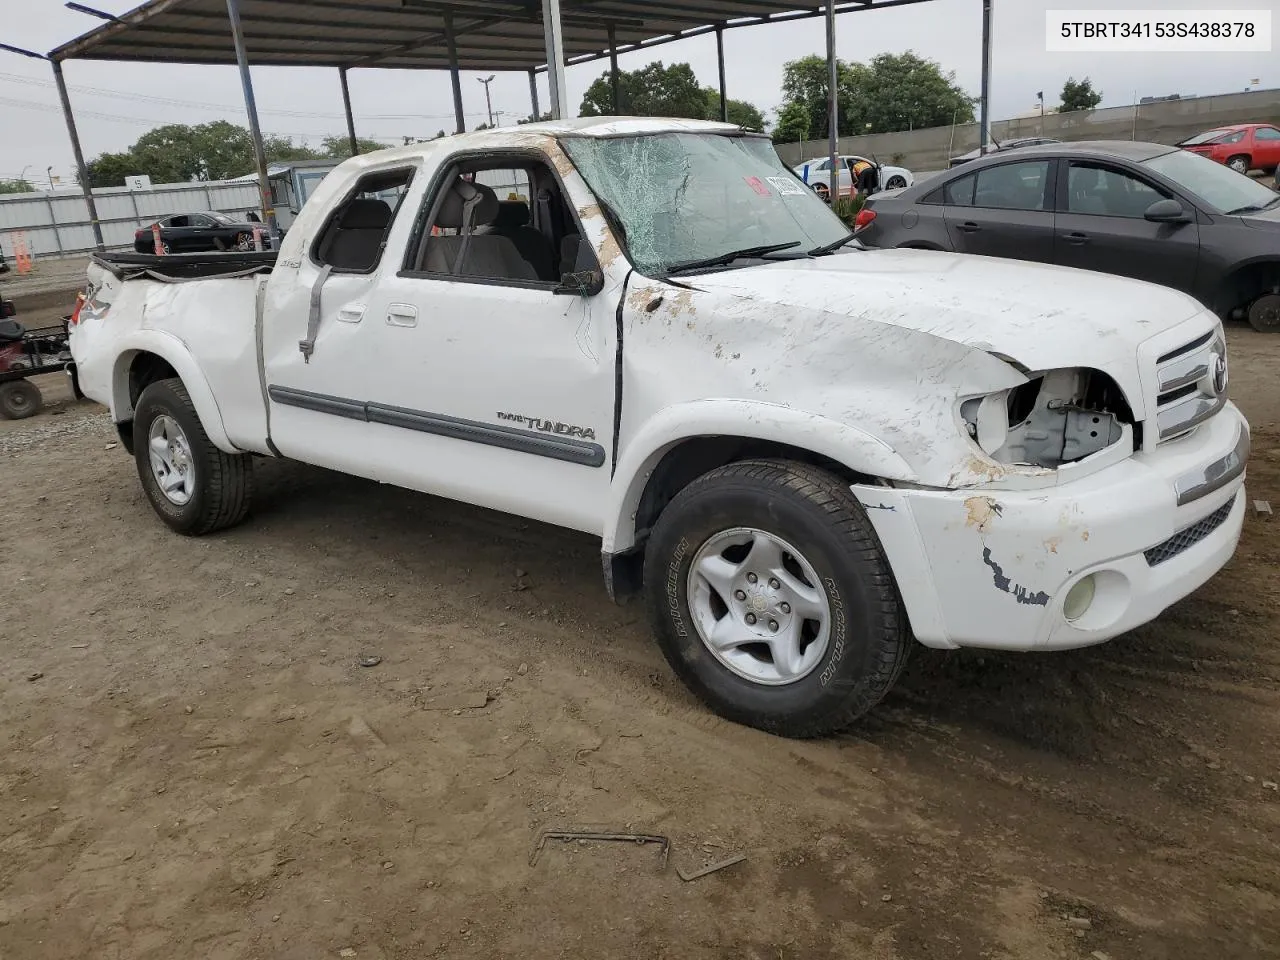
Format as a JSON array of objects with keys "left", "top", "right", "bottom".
[
  {"left": 22, "top": 0, "right": 980, "bottom": 252},
  {"left": 49, "top": 0, "right": 938, "bottom": 71}
]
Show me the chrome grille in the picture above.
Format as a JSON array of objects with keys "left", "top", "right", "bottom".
[
  {"left": 1143, "top": 499, "right": 1234, "bottom": 567},
  {"left": 1153, "top": 331, "right": 1227, "bottom": 443}
]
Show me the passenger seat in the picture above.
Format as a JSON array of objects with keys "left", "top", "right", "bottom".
[
  {"left": 483, "top": 201, "right": 556, "bottom": 281},
  {"left": 423, "top": 181, "right": 537, "bottom": 282},
  {"left": 319, "top": 198, "right": 393, "bottom": 271}
]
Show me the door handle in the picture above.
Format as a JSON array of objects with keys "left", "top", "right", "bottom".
[
  {"left": 337, "top": 305, "right": 365, "bottom": 324},
  {"left": 386, "top": 303, "right": 418, "bottom": 328},
  {"left": 1063, "top": 232, "right": 1090, "bottom": 245},
  {"left": 957, "top": 221, "right": 981, "bottom": 233}
]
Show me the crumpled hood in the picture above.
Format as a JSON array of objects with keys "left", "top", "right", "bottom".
[{"left": 686, "top": 247, "right": 1206, "bottom": 377}]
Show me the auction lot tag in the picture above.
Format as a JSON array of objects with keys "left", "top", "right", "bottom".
[
  {"left": 1046, "top": 9, "right": 1272, "bottom": 52},
  {"left": 767, "top": 176, "right": 808, "bottom": 197}
]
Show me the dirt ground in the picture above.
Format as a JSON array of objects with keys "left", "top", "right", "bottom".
[{"left": 2, "top": 292, "right": 1280, "bottom": 958}]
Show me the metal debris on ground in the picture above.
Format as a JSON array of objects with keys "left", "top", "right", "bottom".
[
  {"left": 1254, "top": 500, "right": 1272, "bottom": 516},
  {"left": 358, "top": 656, "right": 382, "bottom": 668},
  {"left": 26, "top": 672, "right": 43, "bottom": 682},
  {"left": 529, "top": 829, "right": 670, "bottom": 867},
  {"left": 676, "top": 853, "right": 746, "bottom": 882}
]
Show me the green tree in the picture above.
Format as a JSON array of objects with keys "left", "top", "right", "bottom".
[
  {"left": 319, "top": 134, "right": 387, "bottom": 157},
  {"left": 703, "top": 89, "right": 765, "bottom": 131},
  {"left": 579, "top": 61, "right": 708, "bottom": 119},
  {"left": 577, "top": 61, "right": 766, "bottom": 130},
  {"left": 84, "top": 152, "right": 143, "bottom": 188},
  {"left": 0, "top": 179, "right": 35, "bottom": 195},
  {"left": 263, "top": 135, "right": 323, "bottom": 164},
  {"left": 772, "top": 100, "right": 813, "bottom": 144},
  {"left": 1059, "top": 76, "right": 1102, "bottom": 113},
  {"left": 519, "top": 111, "right": 554, "bottom": 125},
  {"left": 853, "top": 52, "right": 975, "bottom": 133},
  {"left": 773, "top": 51, "right": 974, "bottom": 143}
]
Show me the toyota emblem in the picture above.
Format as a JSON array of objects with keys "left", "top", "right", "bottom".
[{"left": 1212, "top": 352, "right": 1229, "bottom": 396}]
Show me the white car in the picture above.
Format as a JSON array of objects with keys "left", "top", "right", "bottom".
[
  {"left": 793, "top": 154, "right": 914, "bottom": 197},
  {"left": 70, "top": 117, "right": 1248, "bottom": 739}
]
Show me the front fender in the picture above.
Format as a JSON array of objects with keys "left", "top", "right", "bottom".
[
  {"left": 110, "top": 330, "right": 238, "bottom": 454},
  {"left": 603, "top": 399, "right": 918, "bottom": 553}
]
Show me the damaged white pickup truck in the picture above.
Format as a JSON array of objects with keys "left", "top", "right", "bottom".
[{"left": 70, "top": 117, "right": 1250, "bottom": 738}]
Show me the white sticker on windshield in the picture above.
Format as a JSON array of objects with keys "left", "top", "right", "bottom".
[{"left": 767, "top": 176, "right": 808, "bottom": 197}]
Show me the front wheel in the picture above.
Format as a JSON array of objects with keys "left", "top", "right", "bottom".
[
  {"left": 643, "top": 459, "right": 910, "bottom": 738},
  {"left": 1248, "top": 293, "right": 1280, "bottom": 332},
  {"left": 132, "top": 377, "right": 253, "bottom": 535},
  {"left": 885, "top": 176, "right": 907, "bottom": 190},
  {"left": 1227, "top": 155, "right": 1250, "bottom": 174}
]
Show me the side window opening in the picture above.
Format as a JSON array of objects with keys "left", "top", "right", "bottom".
[
  {"left": 943, "top": 174, "right": 976, "bottom": 206},
  {"left": 1067, "top": 163, "right": 1169, "bottom": 218},
  {"left": 313, "top": 167, "right": 415, "bottom": 273},
  {"left": 408, "top": 156, "right": 595, "bottom": 286},
  {"left": 973, "top": 160, "right": 1051, "bottom": 211}
]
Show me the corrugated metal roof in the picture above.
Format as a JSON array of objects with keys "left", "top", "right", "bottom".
[{"left": 49, "top": 0, "right": 936, "bottom": 72}]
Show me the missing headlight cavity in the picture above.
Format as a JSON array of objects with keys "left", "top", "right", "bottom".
[{"left": 971, "top": 369, "right": 1133, "bottom": 468}]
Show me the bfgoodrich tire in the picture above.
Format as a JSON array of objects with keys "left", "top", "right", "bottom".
[
  {"left": 132, "top": 377, "right": 253, "bottom": 535},
  {"left": 643, "top": 459, "right": 910, "bottom": 738}
]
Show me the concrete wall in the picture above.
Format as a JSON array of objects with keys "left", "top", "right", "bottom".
[
  {"left": 775, "top": 88, "right": 1280, "bottom": 172},
  {"left": 0, "top": 180, "right": 261, "bottom": 258}
]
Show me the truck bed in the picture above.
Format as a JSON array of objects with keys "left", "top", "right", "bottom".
[{"left": 92, "top": 251, "right": 277, "bottom": 282}]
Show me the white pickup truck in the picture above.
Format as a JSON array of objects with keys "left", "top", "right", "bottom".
[{"left": 70, "top": 117, "right": 1249, "bottom": 738}]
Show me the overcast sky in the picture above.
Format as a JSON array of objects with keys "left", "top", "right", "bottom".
[{"left": 1, "top": 0, "right": 1276, "bottom": 187}]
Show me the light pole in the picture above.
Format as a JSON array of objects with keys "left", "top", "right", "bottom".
[
  {"left": 478, "top": 75, "right": 496, "bottom": 128},
  {"left": 47, "top": 166, "right": 55, "bottom": 190}
]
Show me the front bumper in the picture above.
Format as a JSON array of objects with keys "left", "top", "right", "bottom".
[{"left": 853, "top": 405, "right": 1249, "bottom": 652}]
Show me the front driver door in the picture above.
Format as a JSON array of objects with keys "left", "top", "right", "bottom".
[
  {"left": 942, "top": 158, "right": 1057, "bottom": 262},
  {"left": 1053, "top": 160, "right": 1200, "bottom": 295},
  {"left": 357, "top": 154, "right": 616, "bottom": 534}
]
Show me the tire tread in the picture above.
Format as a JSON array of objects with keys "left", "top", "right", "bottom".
[{"left": 647, "top": 458, "right": 910, "bottom": 738}]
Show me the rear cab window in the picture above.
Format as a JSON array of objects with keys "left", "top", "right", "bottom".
[{"left": 311, "top": 167, "right": 415, "bottom": 274}]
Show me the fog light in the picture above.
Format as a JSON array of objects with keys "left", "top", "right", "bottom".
[{"left": 1063, "top": 575, "right": 1096, "bottom": 622}]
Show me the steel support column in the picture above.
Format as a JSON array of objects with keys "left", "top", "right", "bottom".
[
  {"left": 542, "top": 0, "right": 569, "bottom": 120},
  {"left": 529, "top": 68, "right": 541, "bottom": 121},
  {"left": 444, "top": 13, "right": 465, "bottom": 134},
  {"left": 716, "top": 26, "right": 728, "bottom": 123},
  {"left": 225, "top": 0, "right": 278, "bottom": 235},
  {"left": 979, "top": 0, "right": 992, "bottom": 153},
  {"left": 340, "top": 67, "right": 359, "bottom": 155},
  {"left": 825, "top": 0, "right": 840, "bottom": 203},
  {"left": 608, "top": 23, "right": 620, "bottom": 114},
  {"left": 51, "top": 61, "right": 103, "bottom": 251}
]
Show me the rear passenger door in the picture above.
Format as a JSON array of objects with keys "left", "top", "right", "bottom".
[
  {"left": 941, "top": 158, "right": 1057, "bottom": 262},
  {"left": 262, "top": 165, "right": 416, "bottom": 476},
  {"left": 1053, "top": 160, "right": 1200, "bottom": 295}
]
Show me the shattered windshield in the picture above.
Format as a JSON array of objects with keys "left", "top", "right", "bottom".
[{"left": 561, "top": 133, "right": 850, "bottom": 276}]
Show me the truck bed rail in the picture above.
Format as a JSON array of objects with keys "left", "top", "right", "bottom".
[{"left": 92, "top": 251, "right": 277, "bottom": 283}]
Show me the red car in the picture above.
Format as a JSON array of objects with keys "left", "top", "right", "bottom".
[{"left": 1177, "top": 123, "right": 1280, "bottom": 175}]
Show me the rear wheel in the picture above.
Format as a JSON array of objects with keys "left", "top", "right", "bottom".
[
  {"left": 813, "top": 183, "right": 831, "bottom": 203},
  {"left": 236, "top": 232, "right": 252, "bottom": 251},
  {"left": 1248, "top": 293, "right": 1280, "bottom": 332},
  {"left": 643, "top": 459, "right": 910, "bottom": 738},
  {"left": 0, "top": 379, "right": 42, "bottom": 419},
  {"left": 1227, "top": 155, "right": 1250, "bottom": 174},
  {"left": 886, "top": 175, "right": 907, "bottom": 190},
  {"left": 133, "top": 377, "right": 253, "bottom": 535}
]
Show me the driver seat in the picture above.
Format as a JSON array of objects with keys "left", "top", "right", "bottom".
[{"left": 0, "top": 319, "right": 25, "bottom": 343}]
